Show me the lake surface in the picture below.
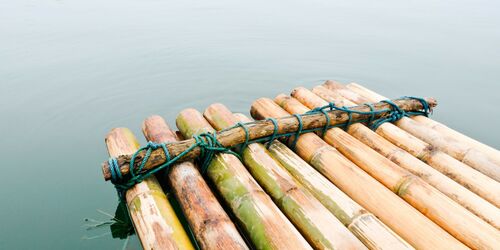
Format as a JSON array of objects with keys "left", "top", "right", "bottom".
[{"left": 1, "top": 0, "right": 499, "bottom": 249}]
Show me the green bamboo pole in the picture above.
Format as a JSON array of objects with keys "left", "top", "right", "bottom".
[
  {"left": 297, "top": 86, "right": 500, "bottom": 229},
  {"left": 142, "top": 115, "right": 249, "bottom": 250},
  {"left": 176, "top": 108, "right": 312, "bottom": 250},
  {"left": 231, "top": 113, "right": 414, "bottom": 250},
  {"left": 275, "top": 94, "right": 500, "bottom": 249},
  {"left": 250, "top": 98, "right": 467, "bottom": 250},
  {"left": 105, "top": 128, "right": 194, "bottom": 250},
  {"left": 204, "top": 103, "right": 367, "bottom": 250}
]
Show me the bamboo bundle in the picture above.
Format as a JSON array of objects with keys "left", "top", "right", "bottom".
[
  {"left": 250, "top": 98, "right": 468, "bottom": 249},
  {"left": 101, "top": 98, "right": 435, "bottom": 180},
  {"left": 323, "top": 82, "right": 500, "bottom": 182},
  {"left": 230, "top": 113, "right": 414, "bottom": 250},
  {"left": 325, "top": 84, "right": 500, "bottom": 206},
  {"left": 347, "top": 82, "right": 500, "bottom": 166},
  {"left": 105, "top": 128, "right": 194, "bottom": 250},
  {"left": 203, "top": 103, "right": 366, "bottom": 250},
  {"left": 274, "top": 94, "right": 500, "bottom": 249},
  {"left": 176, "top": 109, "right": 312, "bottom": 250},
  {"left": 141, "top": 115, "right": 248, "bottom": 250},
  {"left": 292, "top": 87, "right": 500, "bottom": 229}
]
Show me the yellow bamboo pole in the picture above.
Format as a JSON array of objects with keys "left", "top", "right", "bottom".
[
  {"left": 105, "top": 128, "right": 194, "bottom": 250},
  {"left": 142, "top": 115, "right": 249, "bottom": 250},
  {"left": 347, "top": 82, "right": 500, "bottom": 170},
  {"left": 327, "top": 84, "right": 500, "bottom": 206},
  {"left": 176, "top": 108, "right": 312, "bottom": 250},
  {"left": 204, "top": 103, "right": 367, "bottom": 250},
  {"left": 293, "top": 87, "right": 500, "bottom": 229},
  {"left": 231, "top": 112, "right": 414, "bottom": 250},
  {"left": 324, "top": 82, "right": 500, "bottom": 182},
  {"left": 347, "top": 82, "right": 500, "bottom": 166},
  {"left": 311, "top": 85, "right": 354, "bottom": 107},
  {"left": 275, "top": 94, "right": 500, "bottom": 249},
  {"left": 251, "top": 98, "right": 468, "bottom": 250}
]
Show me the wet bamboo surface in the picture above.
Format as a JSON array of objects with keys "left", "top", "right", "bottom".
[
  {"left": 105, "top": 128, "right": 194, "bottom": 250},
  {"left": 323, "top": 83, "right": 500, "bottom": 207},
  {"left": 204, "top": 103, "right": 366, "bottom": 250},
  {"left": 294, "top": 87, "right": 500, "bottom": 229},
  {"left": 323, "top": 81, "right": 500, "bottom": 182},
  {"left": 176, "top": 109, "right": 312, "bottom": 250},
  {"left": 231, "top": 113, "right": 414, "bottom": 250},
  {"left": 272, "top": 94, "right": 500, "bottom": 249},
  {"left": 141, "top": 115, "right": 248, "bottom": 250},
  {"left": 250, "top": 98, "right": 468, "bottom": 249}
]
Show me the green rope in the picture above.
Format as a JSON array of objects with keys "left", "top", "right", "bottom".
[
  {"left": 265, "top": 118, "right": 279, "bottom": 149},
  {"left": 289, "top": 114, "right": 303, "bottom": 150},
  {"left": 108, "top": 96, "right": 431, "bottom": 197},
  {"left": 235, "top": 122, "right": 250, "bottom": 153}
]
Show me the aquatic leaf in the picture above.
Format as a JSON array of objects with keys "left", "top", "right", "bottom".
[{"left": 110, "top": 201, "right": 135, "bottom": 239}]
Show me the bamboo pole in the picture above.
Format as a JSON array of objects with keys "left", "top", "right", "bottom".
[
  {"left": 105, "top": 128, "right": 194, "bottom": 250},
  {"left": 412, "top": 115, "right": 500, "bottom": 164},
  {"left": 327, "top": 84, "right": 500, "bottom": 206},
  {"left": 347, "top": 82, "right": 500, "bottom": 170},
  {"left": 293, "top": 87, "right": 500, "bottom": 229},
  {"left": 141, "top": 115, "right": 248, "bottom": 250},
  {"left": 176, "top": 108, "right": 312, "bottom": 250},
  {"left": 101, "top": 98, "right": 436, "bottom": 180},
  {"left": 277, "top": 93, "right": 500, "bottom": 249},
  {"left": 347, "top": 82, "right": 500, "bottom": 165},
  {"left": 204, "top": 103, "right": 366, "bottom": 250},
  {"left": 250, "top": 98, "right": 468, "bottom": 250},
  {"left": 324, "top": 82, "right": 500, "bottom": 182},
  {"left": 231, "top": 113, "right": 414, "bottom": 250},
  {"left": 311, "top": 85, "right": 354, "bottom": 107},
  {"left": 323, "top": 80, "right": 371, "bottom": 104}
]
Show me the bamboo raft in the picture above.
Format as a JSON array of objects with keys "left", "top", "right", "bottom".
[{"left": 100, "top": 81, "right": 500, "bottom": 250}]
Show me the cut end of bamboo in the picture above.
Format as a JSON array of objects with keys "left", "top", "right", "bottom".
[{"left": 142, "top": 115, "right": 179, "bottom": 143}]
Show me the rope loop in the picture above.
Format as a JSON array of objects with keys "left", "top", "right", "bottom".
[
  {"left": 289, "top": 114, "right": 304, "bottom": 150},
  {"left": 266, "top": 118, "right": 279, "bottom": 149},
  {"left": 363, "top": 103, "right": 376, "bottom": 126},
  {"left": 319, "top": 109, "right": 331, "bottom": 137},
  {"left": 370, "top": 100, "right": 406, "bottom": 130},
  {"left": 235, "top": 122, "right": 250, "bottom": 153},
  {"left": 400, "top": 96, "right": 432, "bottom": 117}
]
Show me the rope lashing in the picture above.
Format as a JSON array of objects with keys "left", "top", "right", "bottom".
[
  {"left": 108, "top": 134, "right": 241, "bottom": 199},
  {"left": 107, "top": 96, "right": 431, "bottom": 197},
  {"left": 289, "top": 114, "right": 304, "bottom": 150},
  {"left": 363, "top": 103, "right": 376, "bottom": 125},
  {"left": 265, "top": 118, "right": 279, "bottom": 149},
  {"left": 235, "top": 122, "right": 250, "bottom": 153},
  {"left": 370, "top": 100, "right": 406, "bottom": 130},
  {"left": 403, "top": 96, "right": 432, "bottom": 117}
]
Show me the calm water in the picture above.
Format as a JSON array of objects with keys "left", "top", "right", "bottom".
[{"left": 1, "top": 0, "right": 499, "bottom": 249}]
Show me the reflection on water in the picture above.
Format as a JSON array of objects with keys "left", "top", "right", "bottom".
[{"left": 1, "top": 0, "right": 499, "bottom": 248}]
